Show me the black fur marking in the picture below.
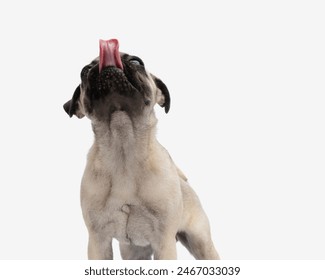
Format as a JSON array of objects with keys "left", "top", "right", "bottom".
[
  {"left": 63, "top": 85, "right": 81, "bottom": 117},
  {"left": 154, "top": 78, "right": 171, "bottom": 113}
]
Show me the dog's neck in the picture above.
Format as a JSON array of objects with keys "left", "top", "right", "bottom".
[{"left": 91, "top": 112, "right": 159, "bottom": 170}]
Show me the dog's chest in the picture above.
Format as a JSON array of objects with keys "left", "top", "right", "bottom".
[{"left": 82, "top": 170, "right": 158, "bottom": 247}]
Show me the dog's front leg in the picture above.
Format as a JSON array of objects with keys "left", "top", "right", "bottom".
[
  {"left": 152, "top": 233, "right": 177, "bottom": 260},
  {"left": 87, "top": 232, "right": 113, "bottom": 260}
]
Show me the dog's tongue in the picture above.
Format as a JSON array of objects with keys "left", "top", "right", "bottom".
[{"left": 99, "top": 39, "right": 123, "bottom": 72}]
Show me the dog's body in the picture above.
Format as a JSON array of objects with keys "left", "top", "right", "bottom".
[{"left": 64, "top": 39, "right": 219, "bottom": 259}]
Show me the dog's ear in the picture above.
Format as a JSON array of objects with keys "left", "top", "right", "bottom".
[
  {"left": 154, "top": 77, "right": 171, "bottom": 113},
  {"left": 63, "top": 85, "right": 85, "bottom": 118}
]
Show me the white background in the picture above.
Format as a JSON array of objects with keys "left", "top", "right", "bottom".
[{"left": 0, "top": 0, "right": 324, "bottom": 260}]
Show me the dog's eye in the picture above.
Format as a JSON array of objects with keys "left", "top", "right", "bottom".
[
  {"left": 129, "top": 57, "right": 144, "bottom": 67},
  {"left": 130, "top": 60, "right": 141, "bottom": 66}
]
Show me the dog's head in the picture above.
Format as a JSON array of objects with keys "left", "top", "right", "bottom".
[{"left": 63, "top": 39, "right": 170, "bottom": 123}]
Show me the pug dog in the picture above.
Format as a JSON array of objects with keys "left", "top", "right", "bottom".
[{"left": 63, "top": 39, "right": 220, "bottom": 260}]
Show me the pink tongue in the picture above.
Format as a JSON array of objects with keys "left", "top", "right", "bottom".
[{"left": 99, "top": 39, "right": 123, "bottom": 72}]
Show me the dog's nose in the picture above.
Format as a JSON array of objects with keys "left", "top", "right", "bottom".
[{"left": 99, "top": 39, "right": 123, "bottom": 73}]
